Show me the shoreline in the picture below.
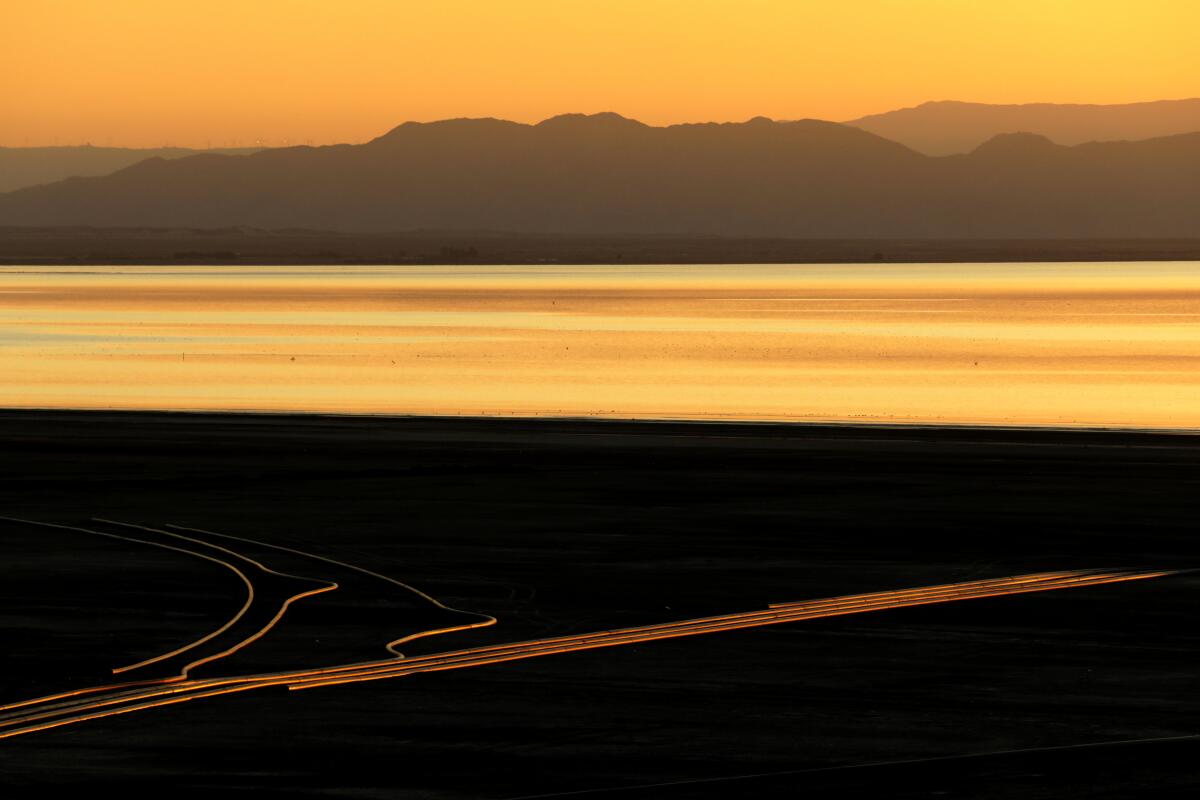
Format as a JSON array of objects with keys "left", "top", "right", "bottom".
[
  {"left": 3, "top": 229, "right": 1200, "bottom": 266},
  {"left": 2, "top": 407, "right": 1197, "bottom": 446}
]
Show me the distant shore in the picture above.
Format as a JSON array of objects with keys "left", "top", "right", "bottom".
[
  {"left": 3, "top": 227, "right": 1199, "bottom": 265},
  {"left": 1, "top": 408, "right": 1196, "bottom": 451}
]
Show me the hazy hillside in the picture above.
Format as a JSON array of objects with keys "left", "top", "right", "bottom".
[
  {"left": 0, "top": 145, "right": 263, "bottom": 193},
  {"left": 845, "top": 98, "right": 1200, "bottom": 155},
  {"left": 1, "top": 114, "right": 1198, "bottom": 238}
]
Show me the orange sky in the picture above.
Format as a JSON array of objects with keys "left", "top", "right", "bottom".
[{"left": 3, "top": 1, "right": 1196, "bottom": 148}]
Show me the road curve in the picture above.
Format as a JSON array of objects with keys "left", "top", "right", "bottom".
[
  {"left": 0, "top": 517, "right": 334, "bottom": 713},
  {"left": 0, "top": 523, "right": 1173, "bottom": 743}
]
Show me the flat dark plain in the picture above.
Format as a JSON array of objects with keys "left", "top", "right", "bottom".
[
  {"left": 4, "top": 227, "right": 1200, "bottom": 265},
  {"left": 0, "top": 411, "right": 1196, "bottom": 798}
]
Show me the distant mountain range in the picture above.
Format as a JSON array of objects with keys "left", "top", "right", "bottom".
[
  {"left": 846, "top": 98, "right": 1200, "bottom": 155},
  {"left": 0, "top": 145, "right": 262, "bottom": 193},
  {"left": 1, "top": 112, "right": 1198, "bottom": 238}
]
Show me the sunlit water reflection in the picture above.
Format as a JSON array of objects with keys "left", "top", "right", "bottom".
[{"left": 2, "top": 262, "right": 1198, "bottom": 428}]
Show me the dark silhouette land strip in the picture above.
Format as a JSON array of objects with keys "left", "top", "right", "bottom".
[
  {"left": 502, "top": 733, "right": 1200, "bottom": 798},
  {"left": 4, "top": 227, "right": 1200, "bottom": 266},
  {"left": 0, "top": 411, "right": 1194, "bottom": 795}
]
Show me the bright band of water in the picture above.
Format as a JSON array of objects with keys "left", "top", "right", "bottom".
[{"left": 2, "top": 262, "right": 1198, "bottom": 429}]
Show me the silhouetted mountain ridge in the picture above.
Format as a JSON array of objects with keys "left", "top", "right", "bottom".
[
  {"left": 847, "top": 98, "right": 1200, "bottom": 154},
  {"left": 0, "top": 144, "right": 263, "bottom": 193},
  {"left": 1, "top": 114, "right": 1197, "bottom": 237}
]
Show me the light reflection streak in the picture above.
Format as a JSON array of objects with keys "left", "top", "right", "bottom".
[
  {"left": 286, "top": 571, "right": 1170, "bottom": 692},
  {"left": 1, "top": 571, "right": 1111, "bottom": 727},
  {"left": 104, "top": 521, "right": 338, "bottom": 676},
  {"left": 0, "top": 518, "right": 336, "bottom": 716},
  {"left": 0, "top": 516, "right": 1173, "bottom": 742},
  {"left": 0, "top": 517, "right": 257, "bottom": 676}
]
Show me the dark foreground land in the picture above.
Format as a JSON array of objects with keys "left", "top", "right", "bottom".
[
  {"left": 0, "top": 411, "right": 1196, "bottom": 798},
  {"left": 3, "top": 227, "right": 1200, "bottom": 265}
]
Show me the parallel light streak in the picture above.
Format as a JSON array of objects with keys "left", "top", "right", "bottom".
[
  {"left": 162, "top": 523, "right": 498, "bottom": 659},
  {"left": 0, "top": 535, "right": 1172, "bottom": 742},
  {"left": 98, "top": 520, "right": 338, "bottom": 676},
  {"left": 0, "top": 516, "right": 256, "bottom": 676},
  {"left": 0, "top": 518, "right": 336, "bottom": 715},
  {"left": 287, "top": 570, "right": 1171, "bottom": 692},
  {"left": 9, "top": 574, "right": 1103, "bottom": 731},
  {"left": 286, "top": 571, "right": 1124, "bottom": 686}
]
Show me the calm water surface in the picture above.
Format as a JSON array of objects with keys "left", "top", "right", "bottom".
[{"left": 2, "top": 262, "right": 1198, "bottom": 428}]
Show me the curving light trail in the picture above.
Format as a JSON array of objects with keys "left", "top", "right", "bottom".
[
  {"left": 0, "top": 517, "right": 1176, "bottom": 742},
  {"left": 161, "top": 523, "right": 497, "bottom": 658},
  {"left": 0, "top": 518, "right": 336, "bottom": 715},
  {"left": 0, "top": 516, "right": 257, "bottom": 676},
  {"left": 96, "top": 520, "right": 338, "bottom": 676}
]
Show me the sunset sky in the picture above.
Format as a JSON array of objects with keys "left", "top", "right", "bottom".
[{"left": 3, "top": 0, "right": 1197, "bottom": 148}]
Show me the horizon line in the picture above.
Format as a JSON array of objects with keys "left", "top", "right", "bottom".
[{"left": 6, "top": 95, "right": 1200, "bottom": 150}]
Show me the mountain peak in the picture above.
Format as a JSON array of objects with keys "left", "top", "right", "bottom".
[
  {"left": 970, "top": 131, "right": 1062, "bottom": 156},
  {"left": 536, "top": 112, "right": 647, "bottom": 130},
  {"left": 370, "top": 117, "right": 523, "bottom": 143}
]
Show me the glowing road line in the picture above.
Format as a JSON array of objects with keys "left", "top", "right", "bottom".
[
  {"left": 0, "top": 516, "right": 255, "bottom": 676},
  {"left": 2, "top": 576, "right": 1078, "bottom": 729},
  {"left": 0, "top": 516, "right": 494, "bottom": 724},
  {"left": 287, "top": 571, "right": 1171, "bottom": 691},
  {"left": 765, "top": 570, "right": 1089, "bottom": 608},
  {"left": 0, "top": 518, "right": 1176, "bottom": 742},
  {"left": 244, "top": 570, "right": 1111, "bottom": 685},
  {"left": 6, "top": 576, "right": 1091, "bottom": 730},
  {"left": 284, "top": 571, "right": 1113, "bottom": 684},
  {"left": 3, "top": 572, "right": 1082, "bottom": 722},
  {"left": 280, "top": 569, "right": 1132, "bottom": 682},
  {"left": 0, "top": 571, "right": 1161, "bottom": 726},
  {"left": 0, "top": 683, "right": 270, "bottom": 741},
  {"left": 0, "top": 567, "right": 1171, "bottom": 740},
  {"left": 1, "top": 571, "right": 1169, "bottom": 740},
  {"left": 162, "top": 523, "right": 498, "bottom": 656},
  {"left": 0, "top": 518, "right": 334, "bottom": 714},
  {"left": 95, "top": 520, "right": 338, "bottom": 677},
  {"left": 0, "top": 515, "right": 255, "bottom": 681}
]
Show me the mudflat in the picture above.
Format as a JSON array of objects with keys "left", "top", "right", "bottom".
[{"left": 0, "top": 411, "right": 1196, "bottom": 797}]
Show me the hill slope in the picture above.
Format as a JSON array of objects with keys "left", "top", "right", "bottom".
[
  {"left": 845, "top": 98, "right": 1200, "bottom": 155},
  {"left": 0, "top": 145, "right": 263, "bottom": 193}
]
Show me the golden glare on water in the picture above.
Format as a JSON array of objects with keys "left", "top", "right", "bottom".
[{"left": 2, "top": 262, "right": 1199, "bottom": 429}]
